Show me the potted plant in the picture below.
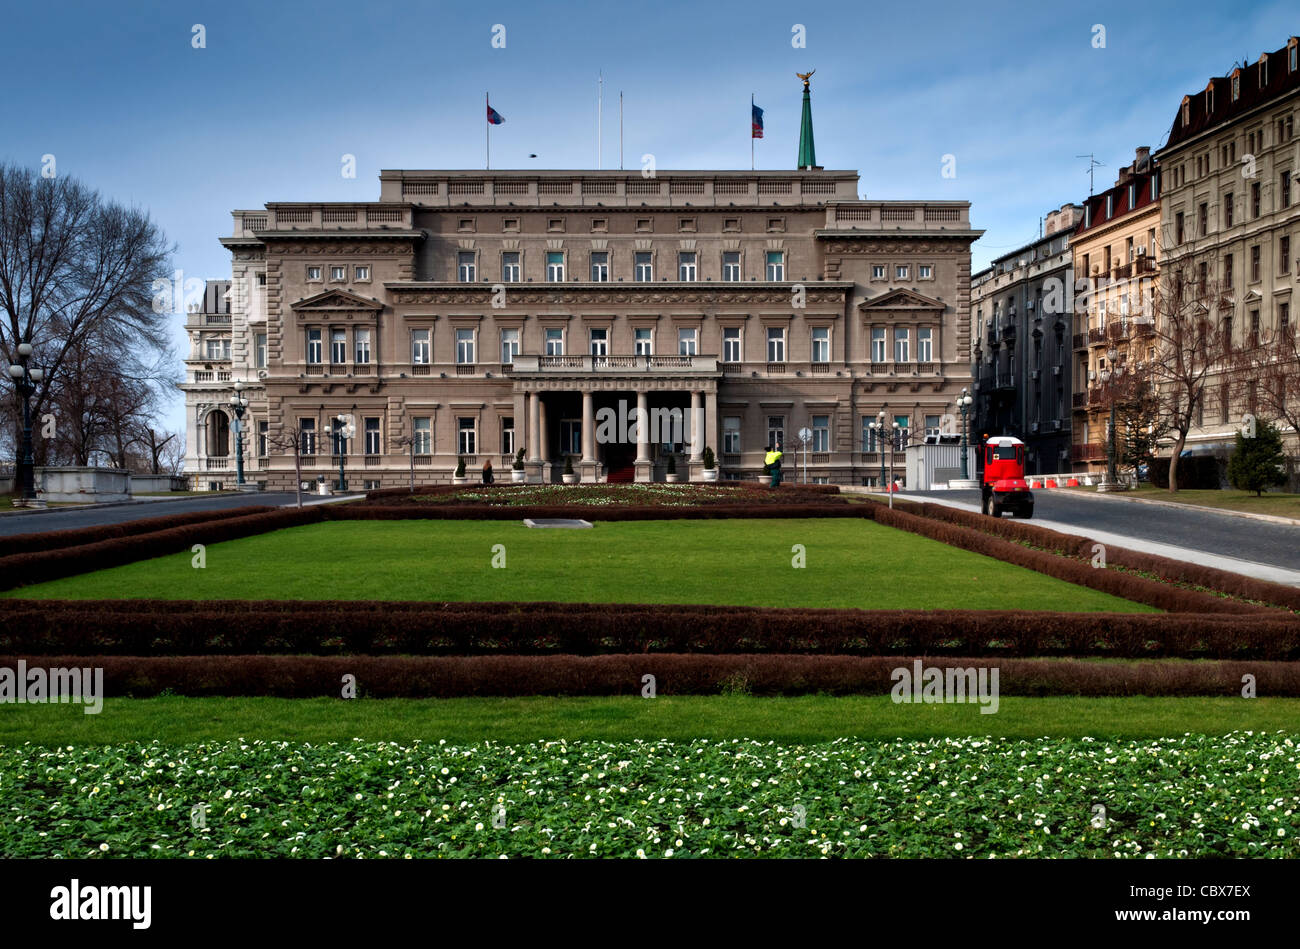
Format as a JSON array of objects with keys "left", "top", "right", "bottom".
[
  {"left": 562, "top": 455, "right": 580, "bottom": 484},
  {"left": 511, "top": 447, "right": 526, "bottom": 483},
  {"left": 665, "top": 453, "right": 681, "bottom": 483},
  {"left": 453, "top": 456, "right": 469, "bottom": 485},
  {"left": 700, "top": 446, "right": 718, "bottom": 482}
]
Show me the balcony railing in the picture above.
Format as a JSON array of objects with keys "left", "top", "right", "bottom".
[
  {"left": 1087, "top": 328, "right": 1106, "bottom": 344},
  {"left": 509, "top": 354, "right": 719, "bottom": 373},
  {"left": 1072, "top": 333, "right": 1086, "bottom": 350},
  {"left": 1072, "top": 391, "right": 1087, "bottom": 408},
  {"left": 1071, "top": 443, "right": 1107, "bottom": 461},
  {"left": 994, "top": 373, "right": 1016, "bottom": 390}
]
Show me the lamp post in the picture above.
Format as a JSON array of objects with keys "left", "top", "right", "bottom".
[
  {"left": 869, "top": 411, "right": 900, "bottom": 509},
  {"left": 7, "top": 341, "right": 45, "bottom": 507},
  {"left": 958, "top": 387, "right": 974, "bottom": 480},
  {"left": 228, "top": 381, "right": 248, "bottom": 487},
  {"left": 1102, "top": 347, "right": 1120, "bottom": 486},
  {"left": 334, "top": 414, "right": 354, "bottom": 492}
]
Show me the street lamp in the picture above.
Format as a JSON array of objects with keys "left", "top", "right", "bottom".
[
  {"left": 1101, "top": 347, "right": 1121, "bottom": 486},
  {"left": 7, "top": 341, "right": 46, "bottom": 507},
  {"left": 958, "top": 387, "right": 974, "bottom": 480},
  {"left": 228, "top": 380, "right": 249, "bottom": 487},
  {"left": 869, "top": 411, "right": 901, "bottom": 509},
  {"left": 334, "top": 413, "right": 355, "bottom": 491}
]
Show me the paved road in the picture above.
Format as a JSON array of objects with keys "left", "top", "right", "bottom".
[
  {"left": 0, "top": 493, "right": 306, "bottom": 539},
  {"left": 909, "top": 488, "right": 1300, "bottom": 572}
]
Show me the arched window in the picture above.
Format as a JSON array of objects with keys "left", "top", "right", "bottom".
[{"left": 207, "top": 411, "right": 230, "bottom": 457}]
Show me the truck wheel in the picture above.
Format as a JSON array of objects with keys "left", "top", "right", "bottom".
[
  {"left": 991, "top": 502, "right": 1003, "bottom": 518},
  {"left": 981, "top": 494, "right": 993, "bottom": 516}
]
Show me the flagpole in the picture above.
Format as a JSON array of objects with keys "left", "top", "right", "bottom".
[
  {"left": 597, "top": 72, "right": 603, "bottom": 170},
  {"left": 485, "top": 92, "right": 490, "bottom": 170},
  {"left": 751, "top": 93, "right": 755, "bottom": 171},
  {"left": 619, "top": 91, "right": 624, "bottom": 170}
]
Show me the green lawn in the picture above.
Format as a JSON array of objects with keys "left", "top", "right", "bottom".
[
  {"left": 0, "top": 695, "right": 1293, "bottom": 744},
  {"left": 5, "top": 518, "right": 1151, "bottom": 611},
  {"left": 1066, "top": 484, "right": 1300, "bottom": 520}
]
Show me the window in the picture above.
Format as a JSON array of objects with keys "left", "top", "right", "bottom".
[
  {"left": 863, "top": 417, "right": 877, "bottom": 453},
  {"left": 634, "top": 328, "right": 653, "bottom": 356},
  {"left": 591, "top": 218, "right": 608, "bottom": 232},
  {"left": 457, "top": 218, "right": 474, "bottom": 232},
  {"left": 544, "top": 328, "right": 564, "bottom": 356},
  {"left": 413, "top": 417, "right": 431, "bottom": 455},
  {"left": 1199, "top": 202, "right": 1208, "bottom": 237},
  {"left": 723, "top": 327, "right": 741, "bottom": 362},
  {"left": 455, "top": 328, "right": 475, "bottom": 364},
  {"left": 678, "top": 252, "right": 697, "bottom": 281},
  {"left": 918, "top": 327, "right": 933, "bottom": 362},
  {"left": 894, "top": 415, "right": 911, "bottom": 449},
  {"left": 457, "top": 417, "right": 476, "bottom": 455},
  {"left": 723, "top": 416, "right": 741, "bottom": 453},
  {"left": 919, "top": 264, "right": 932, "bottom": 279},
  {"left": 765, "top": 252, "right": 784, "bottom": 281},
  {"left": 894, "top": 328, "right": 910, "bottom": 363},
  {"left": 255, "top": 333, "right": 267, "bottom": 369},
  {"left": 332, "top": 417, "right": 351, "bottom": 456},
  {"left": 636, "top": 218, "right": 652, "bottom": 232},
  {"left": 811, "top": 326, "right": 829, "bottom": 363},
  {"left": 500, "top": 417, "right": 515, "bottom": 455},
  {"left": 1251, "top": 245, "right": 1261, "bottom": 282},
  {"left": 678, "top": 327, "right": 698, "bottom": 356},
  {"left": 925, "top": 415, "right": 941, "bottom": 438},
  {"left": 1223, "top": 315, "right": 1233, "bottom": 352},
  {"left": 330, "top": 329, "right": 347, "bottom": 364},
  {"left": 411, "top": 328, "right": 430, "bottom": 364},
  {"left": 354, "top": 266, "right": 369, "bottom": 281},
  {"left": 766, "top": 327, "right": 785, "bottom": 362},
  {"left": 589, "top": 327, "right": 608, "bottom": 356},
  {"left": 560, "top": 419, "right": 581, "bottom": 455},
  {"left": 204, "top": 337, "right": 230, "bottom": 359},
  {"left": 871, "top": 327, "right": 886, "bottom": 362},
  {"left": 354, "top": 328, "right": 369, "bottom": 365},
  {"left": 1292, "top": 43, "right": 1298, "bottom": 73},
  {"left": 300, "top": 419, "right": 317, "bottom": 455},
  {"left": 500, "top": 328, "right": 520, "bottom": 364},
  {"left": 306, "top": 328, "right": 322, "bottom": 364},
  {"left": 501, "top": 252, "right": 520, "bottom": 282},
  {"left": 1220, "top": 382, "right": 1230, "bottom": 424},
  {"left": 547, "top": 218, "right": 564, "bottom": 232},
  {"left": 722, "top": 251, "right": 741, "bottom": 281},
  {"left": 457, "top": 252, "right": 476, "bottom": 282},
  {"left": 871, "top": 265, "right": 885, "bottom": 280},
  {"left": 1224, "top": 193, "right": 1234, "bottom": 228},
  {"left": 896, "top": 265, "right": 909, "bottom": 280},
  {"left": 1283, "top": 172, "right": 1293, "bottom": 209},
  {"left": 1224, "top": 253, "right": 1234, "bottom": 289},
  {"left": 1175, "top": 211, "right": 1185, "bottom": 244},
  {"left": 1281, "top": 236, "right": 1292, "bottom": 275},
  {"left": 1252, "top": 182, "right": 1262, "bottom": 218},
  {"left": 257, "top": 420, "right": 268, "bottom": 458},
  {"left": 307, "top": 266, "right": 322, "bottom": 281},
  {"left": 767, "top": 415, "right": 785, "bottom": 450},
  {"left": 545, "top": 252, "right": 564, "bottom": 282},
  {"left": 1281, "top": 301, "right": 1290, "bottom": 330},
  {"left": 364, "top": 417, "right": 380, "bottom": 455},
  {"left": 503, "top": 218, "right": 519, "bottom": 232},
  {"left": 330, "top": 266, "right": 346, "bottom": 281},
  {"left": 1251, "top": 308, "right": 1261, "bottom": 345},
  {"left": 724, "top": 217, "right": 740, "bottom": 232},
  {"left": 811, "top": 415, "right": 829, "bottom": 452},
  {"left": 634, "top": 252, "right": 653, "bottom": 282},
  {"left": 590, "top": 252, "right": 609, "bottom": 282},
  {"left": 766, "top": 217, "right": 785, "bottom": 232},
  {"left": 678, "top": 217, "right": 696, "bottom": 232}
]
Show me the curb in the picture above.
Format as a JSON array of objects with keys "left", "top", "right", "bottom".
[
  {"left": 0, "top": 493, "right": 233, "bottom": 520},
  {"left": 1055, "top": 486, "right": 1300, "bottom": 528}
]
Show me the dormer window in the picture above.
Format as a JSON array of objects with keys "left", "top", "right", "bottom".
[
  {"left": 1260, "top": 56, "right": 1268, "bottom": 87},
  {"left": 1206, "top": 85, "right": 1214, "bottom": 112},
  {"left": 1182, "top": 99, "right": 1191, "bottom": 126},
  {"left": 1232, "top": 73, "right": 1240, "bottom": 100},
  {"left": 1290, "top": 40, "right": 1297, "bottom": 73},
  {"left": 1106, "top": 194, "right": 1114, "bottom": 218},
  {"left": 1128, "top": 183, "right": 1136, "bottom": 207}
]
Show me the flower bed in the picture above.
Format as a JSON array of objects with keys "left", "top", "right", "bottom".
[
  {"left": 4, "top": 733, "right": 1296, "bottom": 858},
  {"left": 403, "top": 483, "right": 844, "bottom": 507}
]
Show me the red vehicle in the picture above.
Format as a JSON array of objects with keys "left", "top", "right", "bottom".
[{"left": 981, "top": 436, "right": 1034, "bottom": 518}]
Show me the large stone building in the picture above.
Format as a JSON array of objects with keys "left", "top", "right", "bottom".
[
  {"left": 970, "top": 204, "right": 1083, "bottom": 475},
  {"left": 1068, "top": 148, "right": 1162, "bottom": 475},
  {"left": 1153, "top": 35, "right": 1300, "bottom": 461},
  {"left": 184, "top": 106, "right": 981, "bottom": 489}
]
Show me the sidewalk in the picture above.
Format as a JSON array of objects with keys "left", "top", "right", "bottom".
[{"left": 1053, "top": 486, "right": 1300, "bottom": 528}]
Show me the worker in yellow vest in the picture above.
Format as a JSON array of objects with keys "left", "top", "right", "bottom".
[{"left": 764, "top": 444, "right": 784, "bottom": 487}]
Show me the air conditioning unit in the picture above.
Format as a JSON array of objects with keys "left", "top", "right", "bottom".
[
  {"left": 1051, "top": 366, "right": 1062, "bottom": 376},
  {"left": 1030, "top": 369, "right": 1040, "bottom": 380},
  {"left": 1026, "top": 299, "right": 1035, "bottom": 310},
  {"left": 1136, "top": 245, "right": 1146, "bottom": 256},
  {"left": 1029, "top": 422, "right": 1040, "bottom": 432}
]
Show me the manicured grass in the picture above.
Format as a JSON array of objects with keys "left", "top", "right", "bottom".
[
  {"left": 1066, "top": 483, "right": 1300, "bottom": 520},
  {"left": 0, "top": 695, "right": 1291, "bottom": 744},
  {"left": 4, "top": 518, "right": 1151, "bottom": 611}
]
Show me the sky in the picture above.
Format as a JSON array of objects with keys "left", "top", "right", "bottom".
[{"left": 2, "top": 0, "right": 1297, "bottom": 433}]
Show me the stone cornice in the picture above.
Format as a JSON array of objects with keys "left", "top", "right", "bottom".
[
  {"left": 385, "top": 282, "right": 853, "bottom": 307},
  {"left": 818, "top": 234, "right": 982, "bottom": 254}
]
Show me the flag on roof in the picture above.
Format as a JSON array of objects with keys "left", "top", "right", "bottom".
[
  {"left": 487, "top": 101, "right": 505, "bottom": 125},
  {"left": 751, "top": 102, "right": 764, "bottom": 139}
]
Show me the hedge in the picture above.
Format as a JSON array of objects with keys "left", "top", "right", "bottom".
[
  {"left": 0, "top": 507, "right": 324, "bottom": 592},
  {"left": 3, "top": 653, "right": 1291, "bottom": 697},
  {"left": 0, "top": 506, "right": 277, "bottom": 556},
  {"left": 364, "top": 482, "right": 841, "bottom": 501},
  {"left": 1, "top": 600, "right": 1295, "bottom": 659},
  {"left": 328, "top": 503, "right": 858, "bottom": 521}
]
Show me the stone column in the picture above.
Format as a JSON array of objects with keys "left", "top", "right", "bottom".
[
  {"left": 689, "top": 390, "right": 704, "bottom": 462},
  {"left": 705, "top": 388, "right": 718, "bottom": 456},
  {"left": 581, "top": 390, "right": 595, "bottom": 463},
  {"left": 538, "top": 397, "right": 551, "bottom": 463},
  {"left": 527, "top": 391, "right": 541, "bottom": 463},
  {"left": 635, "top": 390, "right": 650, "bottom": 462}
]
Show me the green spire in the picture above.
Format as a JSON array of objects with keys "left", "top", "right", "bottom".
[{"left": 797, "top": 72, "right": 817, "bottom": 169}]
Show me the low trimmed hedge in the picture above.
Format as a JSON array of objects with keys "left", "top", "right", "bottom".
[
  {"left": 1, "top": 600, "right": 1295, "bottom": 659},
  {"left": 329, "top": 503, "right": 858, "bottom": 521},
  {"left": 0, "top": 506, "right": 277, "bottom": 556},
  {"left": 3, "top": 653, "right": 1291, "bottom": 697}
]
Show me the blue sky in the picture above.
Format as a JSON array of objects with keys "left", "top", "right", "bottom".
[{"left": 2, "top": 0, "right": 1296, "bottom": 431}]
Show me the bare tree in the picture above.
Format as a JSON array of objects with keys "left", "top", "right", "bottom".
[
  {"left": 1232, "top": 322, "right": 1300, "bottom": 482},
  {"left": 266, "top": 422, "right": 311, "bottom": 508},
  {"left": 0, "top": 163, "right": 172, "bottom": 464},
  {"left": 137, "top": 426, "right": 178, "bottom": 475},
  {"left": 158, "top": 434, "right": 185, "bottom": 477}
]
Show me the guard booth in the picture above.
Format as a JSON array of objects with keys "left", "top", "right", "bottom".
[{"left": 904, "top": 435, "right": 963, "bottom": 490}]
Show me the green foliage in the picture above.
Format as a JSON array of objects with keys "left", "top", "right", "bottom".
[
  {"left": 665, "top": 454, "right": 676, "bottom": 474},
  {"left": 702, "top": 446, "right": 716, "bottom": 470},
  {"left": 1227, "top": 419, "right": 1287, "bottom": 496},
  {"left": 512, "top": 448, "right": 525, "bottom": 470},
  {"left": 563, "top": 456, "right": 574, "bottom": 475},
  {"left": 454, "top": 456, "right": 466, "bottom": 478}
]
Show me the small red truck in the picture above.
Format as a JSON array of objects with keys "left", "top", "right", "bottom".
[{"left": 980, "top": 436, "right": 1034, "bottom": 518}]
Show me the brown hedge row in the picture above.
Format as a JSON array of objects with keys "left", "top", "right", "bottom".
[
  {"left": 2, "top": 600, "right": 1295, "bottom": 658},
  {"left": 866, "top": 502, "right": 1270, "bottom": 615},
  {"left": 896, "top": 499, "right": 1300, "bottom": 613},
  {"left": 328, "top": 503, "right": 859, "bottom": 521},
  {"left": 0, "top": 507, "right": 325, "bottom": 592},
  {"left": 5, "top": 653, "right": 1292, "bottom": 696},
  {"left": 0, "top": 506, "right": 277, "bottom": 556}
]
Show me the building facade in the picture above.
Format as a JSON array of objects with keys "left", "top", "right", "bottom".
[
  {"left": 1153, "top": 35, "right": 1300, "bottom": 462},
  {"left": 970, "top": 204, "right": 1083, "bottom": 475},
  {"left": 1069, "top": 149, "right": 1162, "bottom": 474},
  {"left": 189, "top": 167, "right": 982, "bottom": 490}
]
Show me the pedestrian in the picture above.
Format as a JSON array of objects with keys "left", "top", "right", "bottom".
[
  {"left": 482, "top": 459, "right": 494, "bottom": 484},
  {"left": 764, "top": 443, "right": 784, "bottom": 488}
]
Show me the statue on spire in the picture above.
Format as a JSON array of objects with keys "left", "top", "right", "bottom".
[{"left": 796, "top": 71, "right": 817, "bottom": 169}]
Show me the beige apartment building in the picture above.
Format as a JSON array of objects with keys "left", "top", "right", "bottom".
[
  {"left": 1068, "top": 148, "right": 1162, "bottom": 474},
  {"left": 183, "top": 167, "right": 981, "bottom": 489},
  {"left": 1153, "top": 35, "right": 1300, "bottom": 462}
]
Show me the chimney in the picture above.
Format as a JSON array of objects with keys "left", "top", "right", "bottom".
[
  {"left": 1134, "top": 146, "right": 1151, "bottom": 171},
  {"left": 1117, "top": 165, "right": 1134, "bottom": 186}
]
